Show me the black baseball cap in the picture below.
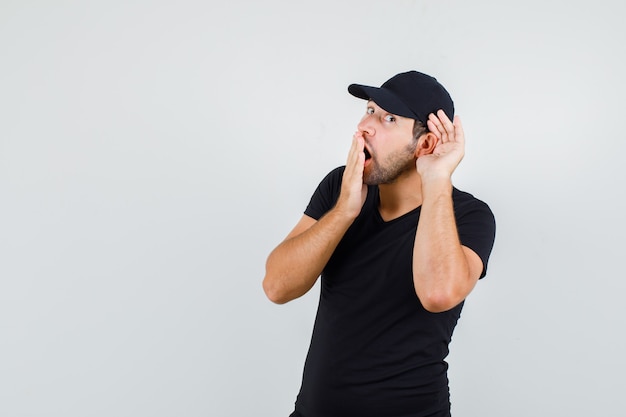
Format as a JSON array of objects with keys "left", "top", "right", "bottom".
[{"left": 348, "top": 71, "right": 454, "bottom": 124}]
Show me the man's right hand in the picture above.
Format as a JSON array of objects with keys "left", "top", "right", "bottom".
[
  {"left": 335, "top": 132, "right": 368, "bottom": 219},
  {"left": 263, "top": 132, "right": 368, "bottom": 304}
]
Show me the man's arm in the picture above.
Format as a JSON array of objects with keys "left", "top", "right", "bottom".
[
  {"left": 263, "top": 133, "right": 368, "bottom": 304},
  {"left": 412, "top": 111, "right": 484, "bottom": 313},
  {"left": 263, "top": 211, "right": 350, "bottom": 304},
  {"left": 412, "top": 178, "right": 484, "bottom": 312}
]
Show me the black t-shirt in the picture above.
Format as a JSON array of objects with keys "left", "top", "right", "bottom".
[{"left": 293, "top": 167, "right": 496, "bottom": 417}]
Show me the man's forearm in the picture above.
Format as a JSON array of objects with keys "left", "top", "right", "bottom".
[
  {"left": 412, "top": 178, "right": 473, "bottom": 312},
  {"left": 263, "top": 208, "right": 355, "bottom": 304}
]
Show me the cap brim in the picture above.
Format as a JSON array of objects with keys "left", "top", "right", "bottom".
[{"left": 348, "top": 84, "right": 417, "bottom": 119}]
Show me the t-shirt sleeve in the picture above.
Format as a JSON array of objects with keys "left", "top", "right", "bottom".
[
  {"left": 455, "top": 197, "right": 496, "bottom": 279},
  {"left": 304, "top": 166, "right": 345, "bottom": 220}
]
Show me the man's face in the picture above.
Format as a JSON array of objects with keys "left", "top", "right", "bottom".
[{"left": 358, "top": 101, "right": 417, "bottom": 185}]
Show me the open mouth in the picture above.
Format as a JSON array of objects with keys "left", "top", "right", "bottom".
[{"left": 364, "top": 148, "right": 372, "bottom": 161}]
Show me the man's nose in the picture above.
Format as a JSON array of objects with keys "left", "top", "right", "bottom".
[{"left": 357, "top": 118, "right": 375, "bottom": 136}]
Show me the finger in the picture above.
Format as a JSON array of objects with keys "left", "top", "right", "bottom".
[
  {"left": 347, "top": 133, "right": 365, "bottom": 170},
  {"left": 452, "top": 115, "right": 465, "bottom": 145},
  {"left": 437, "top": 110, "right": 455, "bottom": 141},
  {"left": 426, "top": 118, "right": 441, "bottom": 140},
  {"left": 354, "top": 132, "right": 365, "bottom": 155},
  {"left": 429, "top": 112, "right": 448, "bottom": 142},
  {"left": 436, "top": 109, "right": 453, "bottom": 126},
  {"left": 346, "top": 134, "right": 359, "bottom": 165}
]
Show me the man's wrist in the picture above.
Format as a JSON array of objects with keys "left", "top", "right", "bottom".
[
  {"left": 420, "top": 176, "right": 453, "bottom": 197},
  {"left": 330, "top": 201, "right": 360, "bottom": 224}
]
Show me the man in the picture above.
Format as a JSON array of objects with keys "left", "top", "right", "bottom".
[{"left": 263, "top": 71, "right": 496, "bottom": 417}]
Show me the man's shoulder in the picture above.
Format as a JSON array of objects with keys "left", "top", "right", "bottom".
[
  {"left": 304, "top": 166, "right": 346, "bottom": 220},
  {"left": 452, "top": 187, "right": 493, "bottom": 215},
  {"left": 324, "top": 165, "right": 346, "bottom": 180},
  {"left": 314, "top": 166, "right": 346, "bottom": 189}
]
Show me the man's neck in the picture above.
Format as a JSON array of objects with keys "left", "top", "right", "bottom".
[{"left": 377, "top": 172, "right": 423, "bottom": 222}]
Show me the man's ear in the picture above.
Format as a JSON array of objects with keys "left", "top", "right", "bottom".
[{"left": 414, "top": 132, "right": 439, "bottom": 157}]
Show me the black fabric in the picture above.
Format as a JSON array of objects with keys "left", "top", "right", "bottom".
[{"left": 291, "top": 166, "right": 496, "bottom": 417}]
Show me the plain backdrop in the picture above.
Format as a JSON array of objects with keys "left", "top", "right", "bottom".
[{"left": 1, "top": 1, "right": 625, "bottom": 416}]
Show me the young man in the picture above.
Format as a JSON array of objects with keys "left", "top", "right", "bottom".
[{"left": 263, "top": 71, "right": 496, "bottom": 417}]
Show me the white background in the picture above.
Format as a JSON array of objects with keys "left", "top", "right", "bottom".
[{"left": 1, "top": 1, "right": 625, "bottom": 416}]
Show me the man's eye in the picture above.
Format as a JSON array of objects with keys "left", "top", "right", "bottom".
[
  {"left": 384, "top": 115, "right": 396, "bottom": 122},
  {"left": 366, "top": 107, "right": 374, "bottom": 115}
]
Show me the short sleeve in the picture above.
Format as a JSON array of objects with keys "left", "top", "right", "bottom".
[
  {"left": 304, "top": 166, "right": 345, "bottom": 220},
  {"left": 454, "top": 191, "right": 496, "bottom": 279}
]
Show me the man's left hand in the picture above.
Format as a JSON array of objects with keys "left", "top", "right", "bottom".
[{"left": 416, "top": 110, "right": 465, "bottom": 182}]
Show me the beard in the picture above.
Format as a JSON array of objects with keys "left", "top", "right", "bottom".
[{"left": 363, "top": 141, "right": 418, "bottom": 185}]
